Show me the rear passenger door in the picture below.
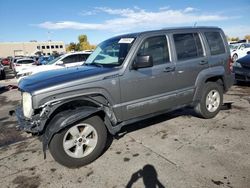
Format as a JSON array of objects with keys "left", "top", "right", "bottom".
[
  {"left": 204, "top": 31, "right": 228, "bottom": 68},
  {"left": 172, "top": 32, "right": 208, "bottom": 105}
]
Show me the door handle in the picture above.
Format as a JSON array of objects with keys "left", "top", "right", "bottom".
[
  {"left": 164, "top": 66, "right": 175, "bottom": 72},
  {"left": 199, "top": 60, "right": 208, "bottom": 65}
]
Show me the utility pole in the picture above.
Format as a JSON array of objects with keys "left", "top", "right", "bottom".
[{"left": 47, "top": 31, "right": 52, "bottom": 55}]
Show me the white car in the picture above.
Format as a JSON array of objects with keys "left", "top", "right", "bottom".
[
  {"left": 17, "top": 51, "right": 92, "bottom": 82},
  {"left": 230, "top": 43, "right": 250, "bottom": 62},
  {"left": 14, "top": 58, "right": 36, "bottom": 74}
]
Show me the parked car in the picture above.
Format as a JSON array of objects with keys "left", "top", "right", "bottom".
[
  {"left": 13, "top": 27, "right": 234, "bottom": 168},
  {"left": 230, "top": 43, "right": 250, "bottom": 62},
  {"left": 16, "top": 51, "right": 91, "bottom": 82},
  {"left": 37, "top": 56, "right": 55, "bottom": 65},
  {"left": 13, "top": 58, "right": 36, "bottom": 75},
  {"left": 233, "top": 52, "right": 250, "bottom": 83},
  {"left": 0, "top": 62, "right": 6, "bottom": 80},
  {"left": 1, "top": 58, "right": 10, "bottom": 66},
  {"left": 9, "top": 56, "right": 25, "bottom": 70}
]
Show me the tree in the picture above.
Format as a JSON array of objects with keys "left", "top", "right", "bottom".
[
  {"left": 78, "top": 34, "right": 96, "bottom": 51},
  {"left": 66, "top": 42, "right": 78, "bottom": 52},
  {"left": 245, "top": 35, "right": 250, "bottom": 41},
  {"left": 229, "top": 37, "right": 239, "bottom": 41},
  {"left": 66, "top": 35, "right": 96, "bottom": 52}
]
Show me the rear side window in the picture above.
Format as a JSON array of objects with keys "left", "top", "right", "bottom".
[
  {"left": 62, "top": 55, "right": 78, "bottom": 64},
  {"left": 17, "top": 60, "right": 34, "bottom": 64},
  {"left": 78, "top": 54, "right": 90, "bottom": 62},
  {"left": 137, "top": 36, "right": 170, "bottom": 65},
  {"left": 173, "top": 33, "right": 204, "bottom": 61},
  {"left": 205, "top": 32, "right": 225, "bottom": 55}
]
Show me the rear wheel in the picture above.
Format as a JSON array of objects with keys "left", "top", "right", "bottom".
[
  {"left": 232, "top": 54, "right": 238, "bottom": 62},
  {"left": 195, "top": 82, "right": 223, "bottom": 119},
  {"left": 49, "top": 116, "right": 107, "bottom": 168},
  {"left": 0, "top": 70, "right": 6, "bottom": 80}
]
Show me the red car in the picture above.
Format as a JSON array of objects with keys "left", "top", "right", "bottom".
[{"left": 1, "top": 58, "right": 10, "bottom": 66}]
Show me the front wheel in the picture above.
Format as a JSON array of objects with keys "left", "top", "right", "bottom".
[
  {"left": 195, "top": 82, "right": 223, "bottom": 119},
  {"left": 49, "top": 116, "right": 107, "bottom": 168}
]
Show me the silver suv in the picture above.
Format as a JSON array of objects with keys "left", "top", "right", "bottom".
[{"left": 13, "top": 27, "right": 234, "bottom": 168}]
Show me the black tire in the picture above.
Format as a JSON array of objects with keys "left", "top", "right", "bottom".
[
  {"left": 49, "top": 116, "right": 107, "bottom": 168},
  {"left": 0, "top": 70, "right": 6, "bottom": 80},
  {"left": 195, "top": 82, "right": 223, "bottom": 119},
  {"left": 232, "top": 54, "right": 238, "bottom": 62}
]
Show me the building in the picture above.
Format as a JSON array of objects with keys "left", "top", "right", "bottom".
[{"left": 0, "top": 41, "right": 66, "bottom": 57}]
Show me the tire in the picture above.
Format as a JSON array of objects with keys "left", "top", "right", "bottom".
[
  {"left": 0, "top": 70, "right": 6, "bottom": 80},
  {"left": 49, "top": 116, "right": 107, "bottom": 168},
  {"left": 195, "top": 82, "right": 223, "bottom": 119},
  {"left": 232, "top": 54, "right": 238, "bottom": 62}
]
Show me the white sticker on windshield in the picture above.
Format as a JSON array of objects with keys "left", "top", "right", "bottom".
[{"left": 118, "top": 38, "right": 134, "bottom": 44}]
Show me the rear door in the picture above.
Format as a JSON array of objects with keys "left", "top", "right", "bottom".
[
  {"left": 203, "top": 31, "right": 228, "bottom": 68},
  {"left": 171, "top": 32, "right": 208, "bottom": 105}
]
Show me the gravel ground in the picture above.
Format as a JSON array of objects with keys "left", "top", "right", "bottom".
[{"left": 0, "top": 66, "right": 249, "bottom": 188}]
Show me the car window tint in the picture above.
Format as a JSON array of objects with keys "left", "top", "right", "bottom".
[
  {"left": 62, "top": 55, "right": 78, "bottom": 64},
  {"left": 205, "top": 32, "right": 225, "bottom": 55},
  {"left": 137, "top": 36, "right": 170, "bottom": 65},
  {"left": 17, "top": 60, "right": 34, "bottom": 64},
  {"left": 78, "top": 54, "right": 90, "bottom": 62},
  {"left": 173, "top": 33, "right": 204, "bottom": 61}
]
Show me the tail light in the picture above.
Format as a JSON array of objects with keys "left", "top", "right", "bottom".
[{"left": 227, "top": 55, "right": 233, "bottom": 73}]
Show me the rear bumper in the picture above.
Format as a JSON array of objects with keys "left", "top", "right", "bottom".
[{"left": 13, "top": 106, "right": 40, "bottom": 133}]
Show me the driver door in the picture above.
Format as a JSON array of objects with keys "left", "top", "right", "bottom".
[{"left": 119, "top": 35, "right": 177, "bottom": 120}]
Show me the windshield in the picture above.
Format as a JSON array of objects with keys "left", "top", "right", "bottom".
[
  {"left": 85, "top": 37, "right": 135, "bottom": 67},
  {"left": 46, "top": 56, "right": 62, "bottom": 65}
]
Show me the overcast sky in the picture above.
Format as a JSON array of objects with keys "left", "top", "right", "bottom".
[{"left": 0, "top": 0, "right": 249, "bottom": 44}]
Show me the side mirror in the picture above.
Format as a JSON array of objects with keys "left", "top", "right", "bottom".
[
  {"left": 56, "top": 60, "right": 64, "bottom": 66},
  {"left": 133, "top": 55, "right": 153, "bottom": 69},
  {"left": 247, "top": 51, "right": 250, "bottom": 55}
]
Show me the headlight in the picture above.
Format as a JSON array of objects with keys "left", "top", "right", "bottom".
[{"left": 22, "top": 92, "right": 33, "bottom": 118}]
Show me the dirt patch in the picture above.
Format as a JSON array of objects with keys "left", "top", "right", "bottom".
[
  {"left": 12, "top": 175, "right": 41, "bottom": 188},
  {"left": 0, "top": 127, "right": 27, "bottom": 147}
]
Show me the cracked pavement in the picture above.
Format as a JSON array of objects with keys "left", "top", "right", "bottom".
[{"left": 0, "top": 69, "right": 250, "bottom": 188}]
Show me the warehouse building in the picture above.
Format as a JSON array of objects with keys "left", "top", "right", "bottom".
[{"left": 0, "top": 41, "right": 66, "bottom": 57}]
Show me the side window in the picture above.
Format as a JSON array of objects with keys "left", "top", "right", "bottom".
[
  {"left": 205, "top": 32, "right": 225, "bottom": 55},
  {"left": 173, "top": 33, "right": 204, "bottom": 61},
  {"left": 62, "top": 55, "right": 78, "bottom": 64},
  {"left": 137, "top": 36, "right": 169, "bottom": 65},
  {"left": 78, "top": 54, "right": 90, "bottom": 62}
]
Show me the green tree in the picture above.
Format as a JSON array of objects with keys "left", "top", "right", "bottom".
[
  {"left": 66, "top": 42, "right": 78, "bottom": 52},
  {"left": 66, "top": 34, "right": 96, "bottom": 52},
  {"left": 230, "top": 37, "right": 239, "bottom": 41},
  {"left": 245, "top": 35, "right": 250, "bottom": 41}
]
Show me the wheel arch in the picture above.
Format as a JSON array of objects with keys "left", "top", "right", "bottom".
[{"left": 193, "top": 67, "right": 226, "bottom": 103}]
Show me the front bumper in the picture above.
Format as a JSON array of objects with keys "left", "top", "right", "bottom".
[
  {"left": 13, "top": 106, "right": 40, "bottom": 133},
  {"left": 233, "top": 67, "right": 250, "bottom": 82}
]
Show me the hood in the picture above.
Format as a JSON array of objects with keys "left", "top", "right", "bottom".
[
  {"left": 237, "top": 54, "right": 250, "bottom": 68},
  {"left": 17, "top": 64, "right": 58, "bottom": 75},
  {"left": 19, "top": 65, "right": 116, "bottom": 93}
]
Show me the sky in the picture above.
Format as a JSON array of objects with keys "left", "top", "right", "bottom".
[{"left": 0, "top": 0, "right": 250, "bottom": 45}]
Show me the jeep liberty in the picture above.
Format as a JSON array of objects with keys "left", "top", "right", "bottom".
[{"left": 13, "top": 27, "right": 234, "bottom": 168}]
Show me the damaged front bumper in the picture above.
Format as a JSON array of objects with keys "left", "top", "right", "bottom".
[{"left": 11, "top": 106, "right": 41, "bottom": 134}]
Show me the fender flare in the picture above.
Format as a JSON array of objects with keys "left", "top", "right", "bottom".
[
  {"left": 42, "top": 106, "right": 102, "bottom": 158},
  {"left": 193, "top": 66, "right": 225, "bottom": 102}
]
